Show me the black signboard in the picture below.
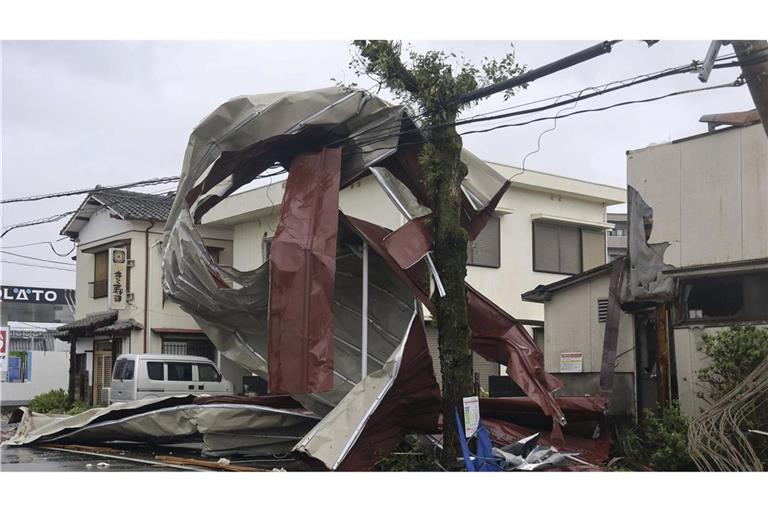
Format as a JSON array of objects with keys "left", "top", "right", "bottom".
[{"left": 0, "top": 285, "right": 75, "bottom": 305}]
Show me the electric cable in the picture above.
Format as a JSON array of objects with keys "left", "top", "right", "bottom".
[
  {"left": 0, "top": 259, "right": 76, "bottom": 272},
  {"left": 1, "top": 176, "right": 180, "bottom": 204},
  {"left": 0, "top": 249, "right": 76, "bottom": 266}
]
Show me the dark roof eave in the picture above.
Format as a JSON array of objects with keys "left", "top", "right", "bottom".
[{"left": 521, "top": 261, "right": 617, "bottom": 303}]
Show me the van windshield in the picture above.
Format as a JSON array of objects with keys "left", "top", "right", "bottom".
[
  {"left": 198, "top": 364, "right": 220, "bottom": 382},
  {"left": 112, "top": 359, "right": 126, "bottom": 380}
]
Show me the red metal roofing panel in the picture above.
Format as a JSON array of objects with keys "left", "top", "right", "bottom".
[{"left": 267, "top": 148, "right": 341, "bottom": 394}]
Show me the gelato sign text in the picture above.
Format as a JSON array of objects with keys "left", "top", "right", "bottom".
[{"left": 1, "top": 286, "right": 73, "bottom": 305}]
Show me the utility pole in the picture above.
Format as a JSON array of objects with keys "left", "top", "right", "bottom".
[{"left": 732, "top": 40, "right": 768, "bottom": 137}]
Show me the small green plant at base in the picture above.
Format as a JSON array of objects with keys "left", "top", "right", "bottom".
[
  {"left": 615, "top": 402, "right": 697, "bottom": 471},
  {"left": 27, "top": 389, "right": 91, "bottom": 415},
  {"left": 27, "top": 388, "right": 69, "bottom": 414}
]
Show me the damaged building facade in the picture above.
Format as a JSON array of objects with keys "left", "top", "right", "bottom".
[
  {"left": 201, "top": 159, "right": 624, "bottom": 393},
  {"left": 523, "top": 112, "right": 768, "bottom": 419}
]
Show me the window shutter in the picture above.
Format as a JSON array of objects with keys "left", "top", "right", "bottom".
[
  {"left": 558, "top": 225, "right": 581, "bottom": 274},
  {"left": 533, "top": 222, "right": 560, "bottom": 273},
  {"left": 581, "top": 229, "right": 606, "bottom": 270},
  {"left": 468, "top": 216, "right": 500, "bottom": 268}
]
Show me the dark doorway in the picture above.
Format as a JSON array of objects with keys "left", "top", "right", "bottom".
[{"left": 634, "top": 306, "right": 676, "bottom": 420}]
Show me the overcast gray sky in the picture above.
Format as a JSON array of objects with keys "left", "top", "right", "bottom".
[{"left": 0, "top": 40, "right": 754, "bottom": 289}]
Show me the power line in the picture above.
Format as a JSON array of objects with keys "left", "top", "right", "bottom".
[
  {"left": 0, "top": 260, "right": 76, "bottom": 272},
  {"left": 0, "top": 249, "right": 76, "bottom": 266},
  {"left": 341, "top": 79, "right": 744, "bottom": 159},
  {"left": 457, "top": 80, "right": 742, "bottom": 137},
  {"left": 1, "top": 176, "right": 180, "bottom": 204},
  {"left": 1, "top": 237, "right": 69, "bottom": 249},
  {"left": 1, "top": 210, "right": 78, "bottom": 238},
  {"left": 330, "top": 52, "right": 767, "bottom": 152}
]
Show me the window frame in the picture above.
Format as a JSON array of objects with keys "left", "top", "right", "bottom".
[{"left": 532, "top": 221, "right": 583, "bottom": 276}]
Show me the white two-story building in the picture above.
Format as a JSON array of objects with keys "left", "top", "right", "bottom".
[{"left": 58, "top": 188, "right": 248, "bottom": 405}]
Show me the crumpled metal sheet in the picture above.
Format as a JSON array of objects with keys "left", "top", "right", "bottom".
[
  {"left": 479, "top": 396, "right": 610, "bottom": 466},
  {"left": 622, "top": 186, "right": 675, "bottom": 303},
  {"left": 160, "top": 87, "right": 564, "bottom": 469},
  {"left": 2, "top": 395, "right": 320, "bottom": 457},
  {"left": 294, "top": 307, "right": 441, "bottom": 471},
  {"left": 268, "top": 149, "right": 341, "bottom": 394},
  {"left": 492, "top": 432, "right": 577, "bottom": 471},
  {"left": 348, "top": 215, "right": 567, "bottom": 427}
]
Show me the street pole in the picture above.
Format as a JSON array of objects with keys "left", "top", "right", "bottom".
[
  {"left": 732, "top": 40, "right": 768, "bottom": 137},
  {"left": 457, "top": 40, "right": 621, "bottom": 105}
]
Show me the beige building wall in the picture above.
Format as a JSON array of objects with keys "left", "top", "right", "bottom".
[
  {"left": 542, "top": 274, "right": 635, "bottom": 374},
  {"left": 538, "top": 273, "right": 636, "bottom": 414},
  {"left": 627, "top": 123, "right": 768, "bottom": 268}
]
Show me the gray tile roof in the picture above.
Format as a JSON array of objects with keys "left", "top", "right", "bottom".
[{"left": 92, "top": 188, "right": 175, "bottom": 222}]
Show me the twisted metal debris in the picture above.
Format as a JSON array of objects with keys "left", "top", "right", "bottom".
[{"left": 688, "top": 355, "right": 768, "bottom": 471}]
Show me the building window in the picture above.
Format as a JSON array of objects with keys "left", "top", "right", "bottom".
[
  {"left": 205, "top": 246, "right": 222, "bottom": 264},
  {"left": 679, "top": 272, "right": 768, "bottom": 324},
  {"left": 532, "top": 221, "right": 605, "bottom": 275},
  {"left": 467, "top": 216, "right": 500, "bottom": 268},
  {"left": 162, "top": 335, "right": 217, "bottom": 362},
  {"left": 608, "top": 227, "right": 626, "bottom": 237},
  {"left": 92, "top": 251, "right": 108, "bottom": 298}
]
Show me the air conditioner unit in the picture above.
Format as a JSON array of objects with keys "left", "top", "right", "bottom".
[{"left": 101, "top": 387, "right": 111, "bottom": 406}]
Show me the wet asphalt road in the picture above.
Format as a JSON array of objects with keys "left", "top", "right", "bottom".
[{"left": 1, "top": 446, "right": 181, "bottom": 471}]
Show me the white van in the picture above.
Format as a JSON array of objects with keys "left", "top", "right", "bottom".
[{"left": 109, "top": 354, "right": 233, "bottom": 404}]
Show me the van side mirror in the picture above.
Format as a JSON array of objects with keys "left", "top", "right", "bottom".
[{"left": 217, "top": 374, "right": 222, "bottom": 382}]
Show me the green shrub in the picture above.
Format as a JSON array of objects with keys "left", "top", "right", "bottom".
[
  {"left": 616, "top": 402, "right": 697, "bottom": 471},
  {"left": 66, "top": 401, "right": 90, "bottom": 415},
  {"left": 697, "top": 326, "right": 768, "bottom": 403},
  {"left": 27, "top": 388, "right": 69, "bottom": 414}
]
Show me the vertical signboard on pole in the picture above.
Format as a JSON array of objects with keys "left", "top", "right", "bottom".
[
  {"left": 463, "top": 395, "right": 480, "bottom": 438},
  {"left": 108, "top": 247, "right": 127, "bottom": 310}
]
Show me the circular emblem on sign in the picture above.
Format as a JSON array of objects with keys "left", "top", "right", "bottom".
[{"left": 113, "top": 251, "right": 126, "bottom": 263}]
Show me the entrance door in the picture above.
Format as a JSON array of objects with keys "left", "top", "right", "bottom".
[{"left": 93, "top": 341, "right": 113, "bottom": 406}]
